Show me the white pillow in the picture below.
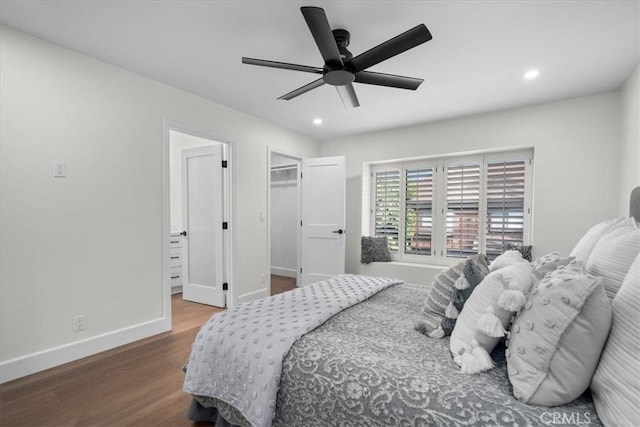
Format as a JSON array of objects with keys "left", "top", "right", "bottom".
[
  {"left": 489, "top": 250, "right": 529, "bottom": 272},
  {"left": 591, "top": 254, "right": 640, "bottom": 426},
  {"left": 586, "top": 217, "right": 640, "bottom": 299},
  {"left": 450, "top": 262, "right": 534, "bottom": 374},
  {"left": 570, "top": 217, "right": 626, "bottom": 263}
]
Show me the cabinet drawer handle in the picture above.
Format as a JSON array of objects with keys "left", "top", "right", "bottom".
[
  {"left": 170, "top": 256, "right": 180, "bottom": 259},
  {"left": 170, "top": 240, "right": 179, "bottom": 244},
  {"left": 171, "top": 275, "right": 180, "bottom": 279}
]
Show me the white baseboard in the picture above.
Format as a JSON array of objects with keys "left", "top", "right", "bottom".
[
  {"left": 270, "top": 266, "right": 297, "bottom": 278},
  {"left": 235, "top": 287, "right": 269, "bottom": 305},
  {"left": 0, "top": 317, "right": 170, "bottom": 384}
]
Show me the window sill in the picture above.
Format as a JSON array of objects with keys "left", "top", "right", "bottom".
[{"left": 359, "top": 261, "right": 448, "bottom": 286}]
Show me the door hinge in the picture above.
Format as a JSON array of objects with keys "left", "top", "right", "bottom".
[
  {"left": 300, "top": 220, "right": 303, "bottom": 226},
  {"left": 300, "top": 172, "right": 303, "bottom": 179},
  {"left": 222, "top": 282, "right": 228, "bottom": 291},
  {"left": 300, "top": 267, "right": 302, "bottom": 273},
  {"left": 222, "top": 221, "right": 228, "bottom": 230},
  {"left": 222, "top": 160, "right": 228, "bottom": 168}
]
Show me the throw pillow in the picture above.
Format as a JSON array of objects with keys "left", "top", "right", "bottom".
[
  {"left": 450, "top": 262, "right": 535, "bottom": 374},
  {"left": 360, "top": 236, "right": 392, "bottom": 264},
  {"left": 585, "top": 217, "right": 640, "bottom": 299},
  {"left": 503, "top": 243, "right": 533, "bottom": 261},
  {"left": 416, "top": 254, "right": 489, "bottom": 338},
  {"left": 507, "top": 267, "right": 612, "bottom": 406},
  {"left": 591, "top": 253, "right": 640, "bottom": 426},
  {"left": 530, "top": 252, "right": 573, "bottom": 281},
  {"left": 489, "top": 250, "right": 529, "bottom": 272},
  {"left": 570, "top": 217, "right": 626, "bottom": 263}
]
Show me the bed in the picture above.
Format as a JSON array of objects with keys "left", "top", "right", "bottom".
[{"left": 184, "top": 187, "right": 640, "bottom": 427}]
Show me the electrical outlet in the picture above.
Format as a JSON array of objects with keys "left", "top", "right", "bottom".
[
  {"left": 53, "top": 160, "right": 67, "bottom": 178},
  {"left": 72, "top": 315, "right": 87, "bottom": 332}
]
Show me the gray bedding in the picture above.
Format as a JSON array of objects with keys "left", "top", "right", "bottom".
[{"left": 190, "top": 282, "right": 602, "bottom": 426}]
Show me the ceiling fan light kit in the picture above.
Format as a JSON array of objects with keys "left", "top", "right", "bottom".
[{"left": 242, "top": 6, "right": 432, "bottom": 108}]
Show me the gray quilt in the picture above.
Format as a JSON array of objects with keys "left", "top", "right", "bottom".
[
  {"left": 189, "top": 282, "right": 602, "bottom": 427},
  {"left": 183, "top": 274, "right": 402, "bottom": 427}
]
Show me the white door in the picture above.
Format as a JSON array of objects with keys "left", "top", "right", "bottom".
[
  {"left": 181, "top": 145, "right": 225, "bottom": 307},
  {"left": 300, "top": 156, "right": 346, "bottom": 286}
]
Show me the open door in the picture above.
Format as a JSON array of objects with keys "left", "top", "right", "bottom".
[
  {"left": 181, "top": 144, "right": 225, "bottom": 307},
  {"left": 300, "top": 156, "right": 346, "bottom": 286}
]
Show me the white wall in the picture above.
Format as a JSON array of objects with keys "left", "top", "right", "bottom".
[
  {"left": 321, "top": 92, "right": 623, "bottom": 277},
  {"left": 619, "top": 64, "right": 640, "bottom": 215},
  {"left": 0, "top": 26, "right": 320, "bottom": 382}
]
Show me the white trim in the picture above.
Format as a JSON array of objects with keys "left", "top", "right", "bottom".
[
  {"left": 270, "top": 267, "right": 297, "bottom": 278},
  {"left": 236, "top": 288, "right": 269, "bottom": 304},
  {"left": 0, "top": 317, "right": 168, "bottom": 384}
]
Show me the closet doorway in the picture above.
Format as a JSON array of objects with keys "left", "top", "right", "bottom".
[{"left": 268, "top": 150, "right": 301, "bottom": 292}]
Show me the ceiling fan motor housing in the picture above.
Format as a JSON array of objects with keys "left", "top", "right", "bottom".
[{"left": 324, "top": 29, "right": 354, "bottom": 86}]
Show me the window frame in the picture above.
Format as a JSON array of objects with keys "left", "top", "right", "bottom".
[{"left": 367, "top": 149, "right": 533, "bottom": 266}]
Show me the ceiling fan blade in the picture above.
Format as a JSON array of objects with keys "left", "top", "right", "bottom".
[
  {"left": 278, "top": 78, "right": 326, "bottom": 100},
  {"left": 355, "top": 70, "right": 423, "bottom": 90},
  {"left": 335, "top": 83, "right": 360, "bottom": 108},
  {"left": 349, "top": 24, "right": 432, "bottom": 72},
  {"left": 242, "top": 57, "right": 323, "bottom": 74},
  {"left": 301, "top": 6, "right": 344, "bottom": 67}
]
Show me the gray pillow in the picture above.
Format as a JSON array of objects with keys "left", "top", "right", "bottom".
[
  {"left": 360, "top": 236, "right": 391, "bottom": 264},
  {"left": 504, "top": 243, "right": 533, "bottom": 261},
  {"left": 416, "top": 254, "right": 489, "bottom": 338},
  {"left": 507, "top": 265, "right": 612, "bottom": 405}
]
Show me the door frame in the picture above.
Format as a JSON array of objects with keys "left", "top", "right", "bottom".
[
  {"left": 163, "top": 119, "right": 235, "bottom": 325},
  {"left": 267, "top": 148, "right": 302, "bottom": 294}
]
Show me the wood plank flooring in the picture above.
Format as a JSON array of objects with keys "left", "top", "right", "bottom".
[{"left": 0, "top": 276, "right": 296, "bottom": 427}]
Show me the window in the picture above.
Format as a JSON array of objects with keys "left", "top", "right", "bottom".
[{"left": 368, "top": 150, "right": 532, "bottom": 264}]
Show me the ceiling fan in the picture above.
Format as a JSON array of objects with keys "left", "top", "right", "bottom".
[{"left": 241, "top": 6, "right": 432, "bottom": 108}]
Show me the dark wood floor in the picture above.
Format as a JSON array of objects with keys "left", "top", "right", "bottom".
[{"left": 0, "top": 276, "right": 296, "bottom": 427}]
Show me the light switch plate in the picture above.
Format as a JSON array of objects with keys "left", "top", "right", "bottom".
[{"left": 53, "top": 160, "right": 67, "bottom": 177}]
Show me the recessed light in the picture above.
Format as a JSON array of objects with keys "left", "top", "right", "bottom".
[
  {"left": 313, "top": 118, "right": 323, "bottom": 125},
  {"left": 524, "top": 69, "right": 540, "bottom": 80}
]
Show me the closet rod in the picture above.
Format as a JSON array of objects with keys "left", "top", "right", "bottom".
[{"left": 271, "top": 163, "right": 298, "bottom": 172}]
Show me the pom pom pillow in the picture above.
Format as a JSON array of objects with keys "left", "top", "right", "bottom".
[
  {"left": 489, "top": 250, "right": 529, "bottom": 272},
  {"left": 591, "top": 253, "right": 640, "bottom": 426},
  {"left": 507, "top": 264, "right": 612, "bottom": 406},
  {"left": 450, "top": 262, "right": 534, "bottom": 374},
  {"left": 417, "top": 254, "right": 489, "bottom": 338}
]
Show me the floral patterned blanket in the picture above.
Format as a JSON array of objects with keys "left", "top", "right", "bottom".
[{"left": 190, "top": 283, "right": 602, "bottom": 426}]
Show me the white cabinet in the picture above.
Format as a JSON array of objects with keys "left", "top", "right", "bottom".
[{"left": 169, "top": 233, "right": 184, "bottom": 294}]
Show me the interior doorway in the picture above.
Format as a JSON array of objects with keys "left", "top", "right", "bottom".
[
  {"left": 268, "top": 150, "right": 301, "bottom": 293},
  {"left": 164, "top": 123, "right": 233, "bottom": 329}
]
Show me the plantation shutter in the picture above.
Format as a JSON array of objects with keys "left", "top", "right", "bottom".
[
  {"left": 374, "top": 169, "right": 400, "bottom": 251},
  {"left": 485, "top": 159, "right": 526, "bottom": 259},
  {"left": 405, "top": 167, "right": 434, "bottom": 255},
  {"left": 446, "top": 162, "right": 481, "bottom": 258}
]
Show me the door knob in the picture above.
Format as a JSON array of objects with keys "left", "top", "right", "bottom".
[
  {"left": 332, "top": 229, "right": 344, "bottom": 234},
  {"left": 180, "top": 231, "right": 187, "bottom": 237}
]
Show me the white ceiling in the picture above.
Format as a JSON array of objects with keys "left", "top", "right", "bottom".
[{"left": 1, "top": 0, "right": 638, "bottom": 140}]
